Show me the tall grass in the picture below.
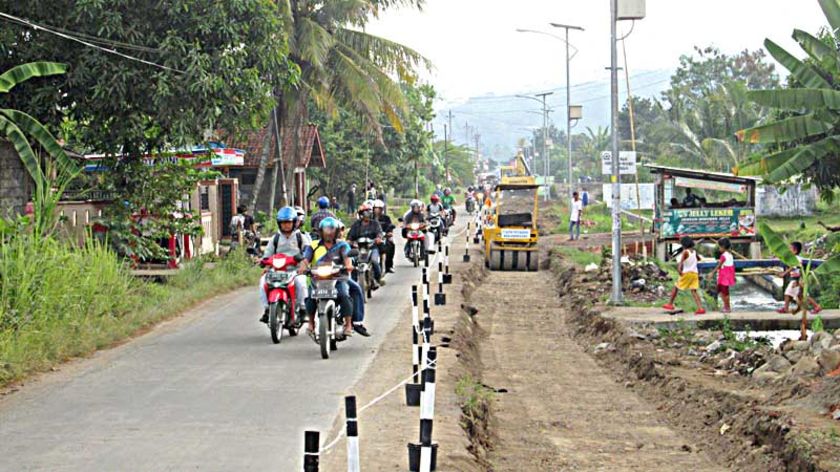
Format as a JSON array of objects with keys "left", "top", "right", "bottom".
[{"left": 0, "top": 235, "right": 259, "bottom": 386}]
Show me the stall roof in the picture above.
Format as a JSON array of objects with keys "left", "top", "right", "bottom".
[
  {"left": 218, "top": 124, "right": 326, "bottom": 169},
  {"left": 644, "top": 165, "right": 760, "bottom": 184}
]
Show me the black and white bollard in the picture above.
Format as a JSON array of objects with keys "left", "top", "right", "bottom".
[
  {"left": 434, "top": 261, "right": 446, "bottom": 306},
  {"left": 406, "top": 286, "right": 422, "bottom": 406},
  {"left": 463, "top": 221, "right": 471, "bottom": 262},
  {"left": 443, "top": 244, "right": 452, "bottom": 284},
  {"left": 422, "top": 279, "right": 434, "bottom": 335},
  {"left": 304, "top": 430, "right": 320, "bottom": 472},
  {"left": 345, "top": 396, "right": 360, "bottom": 472},
  {"left": 408, "top": 347, "right": 438, "bottom": 472}
]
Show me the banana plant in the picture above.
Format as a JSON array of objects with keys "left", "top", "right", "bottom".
[
  {"left": 735, "top": 0, "right": 840, "bottom": 194},
  {"left": 758, "top": 221, "right": 840, "bottom": 340},
  {"left": 0, "top": 62, "right": 79, "bottom": 238}
]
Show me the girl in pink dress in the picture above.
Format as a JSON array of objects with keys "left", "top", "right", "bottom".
[{"left": 710, "top": 238, "right": 736, "bottom": 313}]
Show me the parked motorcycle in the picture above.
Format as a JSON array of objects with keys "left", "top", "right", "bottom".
[
  {"left": 260, "top": 253, "right": 304, "bottom": 344},
  {"left": 309, "top": 257, "right": 354, "bottom": 359},
  {"left": 403, "top": 221, "right": 428, "bottom": 267},
  {"left": 351, "top": 237, "right": 375, "bottom": 299}
]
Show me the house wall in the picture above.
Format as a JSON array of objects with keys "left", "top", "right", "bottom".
[
  {"left": 0, "top": 141, "right": 33, "bottom": 218},
  {"left": 55, "top": 201, "right": 108, "bottom": 246}
]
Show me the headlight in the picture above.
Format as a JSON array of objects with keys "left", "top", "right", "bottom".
[
  {"left": 410, "top": 223, "right": 420, "bottom": 230},
  {"left": 272, "top": 258, "right": 284, "bottom": 269},
  {"left": 314, "top": 266, "right": 335, "bottom": 278}
]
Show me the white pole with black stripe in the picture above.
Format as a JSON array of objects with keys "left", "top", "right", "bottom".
[
  {"left": 463, "top": 221, "right": 471, "bottom": 262},
  {"left": 345, "top": 396, "right": 360, "bottom": 472},
  {"left": 434, "top": 260, "right": 446, "bottom": 306},
  {"left": 443, "top": 244, "right": 452, "bottom": 284},
  {"left": 406, "top": 287, "right": 422, "bottom": 406},
  {"left": 408, "top": 347, "right": 438, "bottom": 471},
  {"left": 303, "top": 430, "right": 319, "bottom": 472}
]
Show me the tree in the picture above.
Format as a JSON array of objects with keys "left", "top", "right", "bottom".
[
  {"left": 736, "top": 0, "right": 840, "bottom": 200},
  {"left": 0, "top": 62, "right": 79, "bottom": 237}
]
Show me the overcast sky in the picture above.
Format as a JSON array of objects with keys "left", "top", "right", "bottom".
[{"left": 367, "top": 0, "right": 828, "bottom": 104}]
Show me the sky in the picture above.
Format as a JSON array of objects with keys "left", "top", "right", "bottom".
[{"left": 367, "top": 0, "right": 828, "bottom": 105}]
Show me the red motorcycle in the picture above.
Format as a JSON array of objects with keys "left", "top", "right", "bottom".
[
  {"left": 260, "top": 254, "right": 304, "bottom": 344},
  {"left": 403, "top": 221, "right": 428, "bottom": 268}
]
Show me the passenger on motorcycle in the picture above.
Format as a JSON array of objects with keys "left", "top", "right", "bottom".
[
  {"left": 442, "top": 188, "right": 456, "bottom": 222},
  {"left": 310, "top": 196, "right": 335, "bottom": 233},
  {"left": 372, "top": 200, "right": 395, "bottom": 274},
  {"left": 259, "top": 207, "right": 311, "bottom": 323},
  {"left": 337, "top": 219, "right": 370, "bottom": 336},
  {"left": 347, "top": 203, "right": 385, "bottom": 287},
  {"left": 293, "top": 206, "right": 306, "bottom": 231},
  {"left": 298, "top": 217, "right": 355, "bottom": 337},
  {"left": 427, "top": 194, "right": 448, "bottom": 237}
]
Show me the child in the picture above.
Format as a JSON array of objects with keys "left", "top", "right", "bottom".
[
  {"left": 709, "top": 238, "right": 736, "bottom": 313},
  {"left": 663, "top": 236, "right": 706, "bottom": 315},
  {"left": 777, "top": 241, "right": 822, "bottom": 314}
]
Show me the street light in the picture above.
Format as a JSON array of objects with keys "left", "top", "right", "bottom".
[
  {"left": 608, "top": 0, "right": 645, "bottom": 305},
  {"left": 517, "top": 25, "right": 584, "bottom": 200},
  {"left": 515, "top": 92, "right": 553, "bottom": 200}
]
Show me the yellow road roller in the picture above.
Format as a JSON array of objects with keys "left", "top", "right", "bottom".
[{"left": 482, "top": 179, "right": 540, "bottom": 271}]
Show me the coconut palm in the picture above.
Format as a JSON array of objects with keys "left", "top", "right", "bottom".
[
  {"left": 0, "top": 61, "right": 78, "bottom": 237},
  {"left": 250, "top": 0, "right": 430, "bottom": 209},
  {"left": 735, "top": 0, "right": 840, "bottom": 197}
]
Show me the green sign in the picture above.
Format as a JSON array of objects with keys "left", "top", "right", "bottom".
[{"left": 660, "top": 207, "right": 755, "bottom": 239}]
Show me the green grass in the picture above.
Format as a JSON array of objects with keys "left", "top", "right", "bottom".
[
  {"left": 762, "top": 199, "right": 840, "bottom": 242},
  {"left": 549, "top": 202, "right": 650, "bottom": 235},
  {"left": 0, "top": 235, "right": 259, "bottom": 386},
  {"left": 552, "top": 246, "right": 603, "bottom": 267}
]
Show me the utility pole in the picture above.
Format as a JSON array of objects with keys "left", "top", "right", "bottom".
[
  {"left": 609, "top": 0, "right": 622, "bottom": 304},
  {"left": 443, "top": 123, "right": 448, "bottom": 187},
  {"left": 447, "top": 110, "right": 453, "bottom": 184},
  {"left": 550, "top": 23, "right": 585, "bottom": 200},
  {"left": 535, "top": 91, "right": 553, "bottom": 201}
]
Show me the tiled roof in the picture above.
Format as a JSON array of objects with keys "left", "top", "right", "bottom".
[{"left": 218, "top": 124, "right": 326, "bottom": 169}]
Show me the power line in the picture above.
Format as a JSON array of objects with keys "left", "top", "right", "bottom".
[{"left": 0, "top": 11, "right": 185, "bottom": 74}]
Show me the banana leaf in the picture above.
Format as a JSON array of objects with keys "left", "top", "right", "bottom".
[
  {"left": 814, "top": 254, "right": 840, "bottom": 277},
  {"left": 0, "top": 62, "right": 66, "bottom": 94},
  {"left": 758, "top": 221, "right": 800, "bottom": 268},
  {"left": 793, "top": 29, "right": 840, "bottom": 71},
  {"left": 735, "top": 146, "right": 798, "bottom": 176},
  {"left": 819, "top": 0, "right": 840, "bottom": 33},
  {"left": 767, "top": 136, "right": 840, "bottom": 183},
  {"left": 748, "top": 88, "right": 840, "bottom": 111},
  {"left": 0, "top": 115, "right": 45, "bottom": 185},
  {"left": 765, "top": 39, "right": 830, "bottom": 89},
  {"left": 736, "top": 114, "right": 831, "bottom": 144},
  {"left": 0, "top": 109, "right": 78, "bottom": 176}
]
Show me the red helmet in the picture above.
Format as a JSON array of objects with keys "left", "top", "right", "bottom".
[{"left": 430, "top": 194, "right": 440, "bottom": 203}]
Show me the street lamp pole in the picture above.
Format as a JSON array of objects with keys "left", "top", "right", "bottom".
[
  {"left": 609, "top": 0, "right": 622, "bottom": 304},
  {"left": 535, "top": 91, "right": 553, "bottom": 201},
  {"left": 550, "top": 23, "right": 584, "bottom": 200}
]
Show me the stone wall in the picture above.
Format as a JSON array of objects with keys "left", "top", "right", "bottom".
[
  {"left": 0, "top": 141, "right": 33, "bottom": 218},
  {"left": 756, "top": 184, "right": 819, "bottom": 217}
]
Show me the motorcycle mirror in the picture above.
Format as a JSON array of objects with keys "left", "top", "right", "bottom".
[
  {"left": 347, "top": 249, "right": 360, "bottom": 258},
  {"left": 293, "top": 254, "right": 305, "bottom": 263},
  {"left": 397, "top": 217, "right": 404, "bottom": 223}
]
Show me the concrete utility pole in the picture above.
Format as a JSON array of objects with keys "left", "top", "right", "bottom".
[
  {"left": 447, "top": 110, "right": 453, "bottom": 184},
  {"left": 609, "top": 0, "right": 622, "bottom": 304},
  {"left": 443, "top": 123, "right": 448, "bottom": 187},
  {"left": 536, "top": 91, "right": 553, "bottom": 201},
  {"left": 550, "top": 23, "right": 584, "bottom": 200}
]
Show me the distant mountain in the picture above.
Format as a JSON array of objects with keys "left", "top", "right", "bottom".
[{"left": 433, "top": 69, "right": 672, "bottom": 161}]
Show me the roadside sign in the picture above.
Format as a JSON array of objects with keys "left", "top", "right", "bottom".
[
  {"left": 602, "top": 183, "right": 654, "bottom": 210},
  {"left": 601, "top": 151, "right": 637, "bottom": 175}
]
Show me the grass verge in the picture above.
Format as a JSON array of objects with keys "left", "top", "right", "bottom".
[{"left": 0, "top": 235, "right": 259, "bottom": 387}]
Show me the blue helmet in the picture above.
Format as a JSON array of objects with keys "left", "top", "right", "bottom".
[
  {"left": 317, "top": 196, "right": 330, "bottom": 209},
  {"left": 276, "top": 206, "right": 297, "bottom": 223},
  {"left": 319, "top": 216, "right": 340, "bottom": 231}
]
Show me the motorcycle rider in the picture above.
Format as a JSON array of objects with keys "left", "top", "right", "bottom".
[
  {"left": 310, "top": 196, "right": 335, "bottom": 232},
  {"left": 293, "top": 206, "right": 306, "bottom": 231},
  {"left": 259, "top": 206, "right": 311, "bottom": 323},
  {"left": 347, "top": 203, "right": 385, "bottom": 287},
  {"left": 298, "top": 217, "right": 355, "bottom": 338},
  {"left": 427, "top": 194, "right": 447, "bottom": 241},
  {"left": 372, "top": 199, "right": 395, "bottom": 274},
  {"left": 402, "top": 199, "right": 431, "bottom": 256},
  {"left": 338, "top": 219, "right": 371, "bottom": 336},
  {"left": 442, "top": 187, "right": 456, "bottom": 223}
]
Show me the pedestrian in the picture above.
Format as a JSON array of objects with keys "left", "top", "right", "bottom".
[
  {"left": 569, "top": 191, "right": 583, "bottom": 241},
  {"left": 346, "top": 183, "right": 357, "bottom": 214},
  {"left": 662, "top": 236, "right": 706, "bottom": 315},
  {"left": 581, "top": 188, "right": 589, "bottom": 207},
  {"left": 777, "top": 241, "right": 822, "bottom": 314},
  {"left": 330, "top": 196, "right": 341, "bottom": 211},
  {"left": 708, "top": 237, "right": 735, "bottom": 313}
]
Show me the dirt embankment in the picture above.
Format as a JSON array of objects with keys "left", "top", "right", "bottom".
[{"left": 552, "top": 256, "right": 840, "bottom": 471}]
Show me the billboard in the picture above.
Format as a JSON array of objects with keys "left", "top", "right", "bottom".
[
  {"left": 602, "top": 183, "right": 655, "bottom": 210},
  {"left": 659, "top": 207, "right": 756, "bottom": 239}
]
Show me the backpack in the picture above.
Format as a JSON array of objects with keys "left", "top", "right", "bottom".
[{"left": 272, "top": 231, "right": 304, "bottom": 254}]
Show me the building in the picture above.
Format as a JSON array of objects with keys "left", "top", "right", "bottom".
[{"left": 0, "top": 141, "right": 33, "bottom": 218}]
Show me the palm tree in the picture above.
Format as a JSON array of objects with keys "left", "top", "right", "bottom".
[
  {"left": 0, "top": 62, "right": 78, "bottom": 237},
  {"left": 250, "top": 0, "right": 430, "bottom": 210},
  {"left": 735, "top": 0, "right": 840, "bottom": 199}
]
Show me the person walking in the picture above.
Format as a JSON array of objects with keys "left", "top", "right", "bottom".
[
  {"left": 569, "top": 191, "right": 583, "bottom": 241},
  {"left": 708, "top": 238, "right": 736, "bottom": 313},
  {"left": 663, "top": 236, "right": 706, "bottom": 315},
  {"left": 346, "top": 183, "right": 357, "bottom": 214}
]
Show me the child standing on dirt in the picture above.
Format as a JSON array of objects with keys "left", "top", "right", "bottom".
[
  {"left": 663, "top": 236, "right": 706, "bottom": 315},
  {"left": 777, "top": 241, "right": 822, "bottom": 315},
  {"left": 708, "top": 237, "right": 735, "bottom": 313}
]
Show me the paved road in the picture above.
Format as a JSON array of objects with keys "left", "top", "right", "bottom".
[{"left": 0, "top": 217, "right": 464, "bottom": 471}]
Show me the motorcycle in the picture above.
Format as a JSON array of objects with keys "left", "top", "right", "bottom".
[
  {"left": 259, "top": 253, "right": 304, "bottom": 344},
  {"left": 403, "top": 221, "right": 428, "bottom": 268},
  {"left": 309, "top": 254, "right": 357, "bottom": 359},
  {"left": 465, "top": 195, "right": 476, "bottom": 214},
  {"left": 442, "top": 208, "right": 455, "bottom": 233},
  {"left": 428, "top": 211, "right": 444, "bottom": 243},
  {"left": 351, "top": 237, "right": 375, "bottom": 299}
]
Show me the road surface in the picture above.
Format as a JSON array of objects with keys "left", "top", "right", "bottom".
[{"left": 0, "top": 217, "right": 463, "bottom": 471}]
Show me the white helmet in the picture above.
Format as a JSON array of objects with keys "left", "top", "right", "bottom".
[
  {"left": 373, "top": 199, "right": 385, "bottom": 209},
  {"left": 409, "top": 199, "right": 423, "bottom": 210}
]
